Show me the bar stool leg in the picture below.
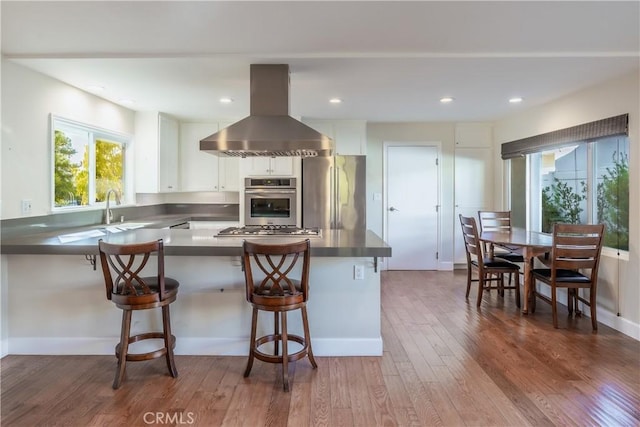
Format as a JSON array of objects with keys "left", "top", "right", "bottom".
[
  {"left": 274, "top": 311, "right": 280, "bottom": 356},
  {"left": 281, "top": 311, "right": 289, "bottom": 392},
  {"left": 114, "top": 309, "right": 132, "bottom": 389},
  {"left": 301, "top": 306, "right": 317, "bottom": 368},
  {"left": 162, "top": 305, "right": 178, "bottom": 378},
  {"left": 244, "top": 307, "right": 258, "bottom": 377}
]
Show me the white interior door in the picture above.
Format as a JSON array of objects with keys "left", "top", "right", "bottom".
[{"left": 385, "top": 144, "right": 439, "bottom": 270}]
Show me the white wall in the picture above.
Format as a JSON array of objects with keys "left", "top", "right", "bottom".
[
  {"left": 1, "top": 59, "right": 136, "bottom": 219},
  {"left": 494, "top": 69, "right": 640, "bottom": 337}
]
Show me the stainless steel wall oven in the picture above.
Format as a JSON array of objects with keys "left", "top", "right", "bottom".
[{"left": 244, "top": 177, "right": 297, "bottom": 226}]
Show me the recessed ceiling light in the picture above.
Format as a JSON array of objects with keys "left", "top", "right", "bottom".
[
  {"left": 440, "top": 97, "right": 454, "bottom": 103},
  {"left": 118, "top": 98, "right": 136, "bottom": 106},
  {"left": 87, "top": 85, "right": 105, "bottom": 93},
  {"left": 509, "top": 97, "right": 523, "bottom": 104},
  {"left": 220, "top": 97, "right": 233, "bottom": 104},
  {"left": 329, "top": 98, "right": 342, "bottom": 104}
]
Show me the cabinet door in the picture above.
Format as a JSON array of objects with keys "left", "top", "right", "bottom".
[
  {"left": 269, "top": 157, "right": 294, "bottom": 176},
  {"left": 158, "top": 114, "right": 179, "bottom": 192},
  {"left": 454, "top": 147, "right": 494, "bottom": 263},
  {"left": 334, "top": 120, "right": 366, "bottom": 155},
  {"left": 180, "top": 123, "right": 220, "bottom": 191},
  {"left": 455, "top": 123, "right": 493, "bottom": 148},
  {"left": 218, "top": 157, "right": 240, "bottom": 191},
  {"left": 244, "top": 157, "right": 294, "bottom": 176}
]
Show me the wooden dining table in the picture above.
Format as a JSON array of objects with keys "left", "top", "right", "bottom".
[{"left": 479, "top": 228, "right": 553, "bottom": 314}]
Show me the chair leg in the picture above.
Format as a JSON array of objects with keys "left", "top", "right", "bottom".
[
  {"left": 465, "top": 266, "right": 472, "bottom": 298},
  {"left": 274, "top": 311, "right": 280, "bottom": 356},
  {"left": 567, "top": 289, "right": 574, "bottom": 316},
  {"left": 301, "top": 306, "right": 317, "bottom": 369},
  {"left": 162, "top": 305, "right": 178, "bottom": 378},
  {"left": 113, "top": 309, "right": 132, "bottom": 389},
  {"left": 499, "top": 274, "right": 505, "bottom": 297},
  {"left": 244, "top": 307, "right": 258, "bottom": 378},
  {"left": 551, "top": 285, "right": 558, "bottom": 328},
  {"left": 589, "top": 290, "right": 598, "bottom": 332},
  {"left": 281, "top": 311, "right": 289, "bottom": 392},
  {"left": 514, "top": 271, "right": 521, "bottom": 309},
  {"left": 476, "top": 274, "right": 484, "bottom": 307}
]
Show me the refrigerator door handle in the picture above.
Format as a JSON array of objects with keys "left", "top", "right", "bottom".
[
  {"left": 330, "top": 165, "right": 335, "bottom": 228},
  {"left": 335, "top": 167, "right": 341, "bottom": 228}
]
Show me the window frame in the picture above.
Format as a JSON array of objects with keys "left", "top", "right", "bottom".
[
  {"left": 524, "top": 136, "right": 629, "bottom": 253},
  {"left": 50, "top": 115, "right": 133, "bottom": 212}
]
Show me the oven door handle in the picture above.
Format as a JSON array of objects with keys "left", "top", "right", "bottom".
[{"left": 244, "top": 189, "right": 296, "bottom": 194}]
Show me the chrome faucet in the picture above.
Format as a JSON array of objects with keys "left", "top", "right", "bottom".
[{"left": 104, "top": 189, "right": 121, "bottom": 225}]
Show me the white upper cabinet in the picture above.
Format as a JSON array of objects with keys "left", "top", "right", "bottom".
[
  {"left": 455, "top": 122, "right": 493, "bottom": 147},
  {"left": 218, "top": 157, "right": 240, "bottom": 191},
  {"left": 135, "top": 112, "right": 179, "bottom": 193},
  {"left": 180, "top": 122, "right": 240, "bottom": 192},
  {"left": 243, "top": 157, "right": 296, "bottom": 176},
  {"left": 302, "top": 119, "right": 367, "bottom": 155}
]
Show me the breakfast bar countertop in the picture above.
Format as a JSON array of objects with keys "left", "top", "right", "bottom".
[{"left": 0, "top": 225, "right": 392, "bottom": 258}]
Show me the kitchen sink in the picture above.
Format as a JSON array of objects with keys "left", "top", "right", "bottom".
[
  {"left": 57, "top": 222, "right": 152, "bottom": 243},
  {"left": 106, "top": 222, "right": 152, "bottom": 231},
  {"left": 57, "top": 229, "right": 107, "bottom": 243}
]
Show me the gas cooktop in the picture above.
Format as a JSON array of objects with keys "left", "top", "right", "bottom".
[{"left": 216, "top": 226, "right": 321, "bottom": 238}]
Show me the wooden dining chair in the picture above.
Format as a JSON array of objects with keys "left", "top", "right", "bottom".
[
  {"left": 98, "top": 239, "right": 179, "bottom": 389},
  {"left": 477, "top": 210, "right": 525, "bottom": 263},
  {"left": 242, "top": 239, "right": 317, "bottom": 391},
  {"left": 531, "top": 223, "right": 605, "bottom": 331},
  {"left": 459, "top": 215, "right": 521, "bottom": 308}
]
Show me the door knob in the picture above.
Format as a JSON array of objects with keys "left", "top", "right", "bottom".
[{"left": 389, "top": 207, "right": 399, "bottom": 212}]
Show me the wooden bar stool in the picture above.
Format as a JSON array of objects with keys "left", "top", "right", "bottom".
[
  {"left": 242, "top": 239, "right": 317, "bottom": 392},
  {"left": 98, "top": 239, "right": 179, "bottom": 389}
]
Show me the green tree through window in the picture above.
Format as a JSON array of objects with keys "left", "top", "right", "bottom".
[{"left": 52, "top": 116, "right": 129, "bottom": 210}]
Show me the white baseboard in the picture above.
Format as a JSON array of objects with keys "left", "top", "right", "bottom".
[
  {"left": 587, "top": 306, "right": 640, "bottom": 340},
  {"left": 1, "top": 339, "right": 8, "bottom": 358},
  {"left": 438, "top": 261, "right": 454, "bottom": 271},
  {"left": 7, "top": 337, "right": 384, "bottom": 357}
]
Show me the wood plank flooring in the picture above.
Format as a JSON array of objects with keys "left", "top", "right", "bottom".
[{"left": 2, "top": 270, "right": 639, "bottom": 426}]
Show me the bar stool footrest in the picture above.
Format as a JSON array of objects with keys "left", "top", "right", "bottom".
[
  {"left": 253, "top": 333, "right": 309, "bottom": 363},
  {"left": 115, "top": 332, "right": 176, "bottom": 362}
]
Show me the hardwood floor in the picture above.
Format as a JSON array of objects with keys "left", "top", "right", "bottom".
[{"left": 2, "top": 270, "right": 639, "bottom": 426}]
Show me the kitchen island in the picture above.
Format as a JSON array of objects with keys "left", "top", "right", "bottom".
[{"left": 1, "top": 226, "right": 390, "bottom": 357}]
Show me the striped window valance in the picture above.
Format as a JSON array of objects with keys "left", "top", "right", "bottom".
[{"left": 501, "top": 114, "right": 628, "bottom": 160}]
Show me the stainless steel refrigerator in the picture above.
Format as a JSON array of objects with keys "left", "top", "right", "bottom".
[{"left": 302, "top": 155, "right": 366, "bottom": 230}]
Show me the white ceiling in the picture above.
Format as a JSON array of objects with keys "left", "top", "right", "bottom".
[{"left": 3, "top": 1, "right": 639, "bottom": 123}]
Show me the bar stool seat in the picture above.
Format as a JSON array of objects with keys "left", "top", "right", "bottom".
[
  {"left": 98, "top": 239, "right": 179, "bottom": 389},
  {"left": 242, "top": 239, "right": 317, "bottom": 392}
]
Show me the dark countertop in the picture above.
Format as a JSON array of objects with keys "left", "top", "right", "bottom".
[{"left": 0, "top": 216, "right": 391, "bottom": 258}]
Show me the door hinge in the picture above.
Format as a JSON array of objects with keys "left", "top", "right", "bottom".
[
  {"left": 435, "top": 205, "right": 439, "bottom": 213},
  {"left": 435, "top": 158, "right": 439, "bottom": 166},
  {"left": 436, "top": 252, "right": 439, "bottom": 260}
]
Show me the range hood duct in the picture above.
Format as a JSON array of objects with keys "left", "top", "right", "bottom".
[{"left": 200, "top": 64, "right": 333, "bottom": 157}]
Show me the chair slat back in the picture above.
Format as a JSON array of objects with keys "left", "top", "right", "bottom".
[
  {"left": 243, "top": 239, "right": 311, "bottom": 303},
  {"left": 98, "top": 239, "right": 165, "bottom": 300},
  {"left": 551, "top": 224, "right": 605, "bottom": 278},
  {"left": 478, "top": 211, "right": 512, "bottom": 233},
  {"left": 459, "top": 215, "right": 483, "bottom": 263}
]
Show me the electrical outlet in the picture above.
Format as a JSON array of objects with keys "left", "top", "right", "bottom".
[
  {"left": 354, "top": 265, "right": 365, "bottom": 280},
  {"left": 21, "top": 199, "right": 32, "bottom": 215}
]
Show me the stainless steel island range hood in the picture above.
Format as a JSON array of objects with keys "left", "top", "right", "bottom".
[{"left": 200, "top": 64, "right": 333, "bottom": 157}]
